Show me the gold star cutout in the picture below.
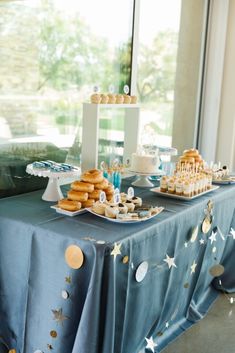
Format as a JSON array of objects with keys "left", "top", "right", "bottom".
[
  {"left": 65, "top": 276, "right": 72, "bottom": 284},
  {"left": 190, "top": 261, "right": 197, "bottom": 274},
  {"left": 111, "top": 242, "right": 122, "bottom": 260},
  {"left": 52, "top": 308, "right": 69, "bottom": 325},
  {"left": 145, "top": 336, "right": 157, "bottom": 352},
  {"left": 164, "top": 254, "right": 177, "bottom": 269}
]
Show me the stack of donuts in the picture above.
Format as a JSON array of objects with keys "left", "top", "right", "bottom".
[
  {"left": 58, "top": 169, "right": 115, "bottom": 212},
  {"left": 179, "top": 149, "right": 204, "bottom": 167}
]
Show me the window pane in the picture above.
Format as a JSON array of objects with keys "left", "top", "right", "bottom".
[
  {"left": 137, "top": 0, "right": 207, "bottom": 153},
  {"left": 0, "top": 0, "right": 134, "bottom": 197}
]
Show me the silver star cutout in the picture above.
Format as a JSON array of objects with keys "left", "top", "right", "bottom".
[
  {"left": 110, "top": 242, "right": 122, "bottom": 260},
  {"left": 190, "top": 261, "right": 197, "bottom": 274},
  {"left": 217, "top": 226, "right": 225, "bottom": 240},
  {"left": 199, "top": 238, "right": 205, "bottom": 245},
  {"left": 184, "top": 242, "right": 188, "bottom": 248},
  {"left": 209, "top": 230, "right": 217, "bottom": 244},
  {"left": 52, "top": 308, "right": 69, "bottom": 325},
  {"left": 165, "top": 322, "right": 169, "bottom": 328},
  {"left": 164, "top": 254, "right": 177, "bottom": 269},
  {"left": 145, "top": 336, "right": 157, "bottom": 352},
  {"left": 229, "top": 227, "right": 235, "bottom": 239}
]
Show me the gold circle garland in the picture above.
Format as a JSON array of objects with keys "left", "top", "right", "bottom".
[{"left": 65, "top": 245, "right": 84, "bottom": 269}]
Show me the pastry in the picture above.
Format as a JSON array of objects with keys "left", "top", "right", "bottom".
[
  {"left": 120, "top": 192, "right": 128, "bottom": 202},
  {"left": 81, "top": 169, "right": 104, "bottom": 184},
  {"left": 92, "top": 201, "right": 107, "bottom": 215},
  {"left": 94, "top": 178, "right": 109, "bottom": 190},
  {"left": 82, "top": 199, "right": 95, "bottom": 208},
  {"left": 123, "top": 94, "right": 131, "bottom": 104},
  {"left": 105, "top": 205, "right": 119, "bottom": 218},
  {"left": 117, "top": 203, "right": 128, "bottom": 214},
  {"left": 130, "top": 95, "right": 137, "bottom": 104},
  {"left": 160, "top": 176, "right": 168, "bottom": 192},
  {"left": 105, "top": 183, "right": 115, "bottom": 195},
  {"left": 183, "top": 181, "right": 191, "bottom": 197},
  {"left": 175, "top": 180, "right": 183, "bottom": 195},
  {"left": 90, "top": 93, "right": 101, "bottom": 104},
  {"left": 88, "top": 189, "right": 102, "bottom": 200},
  {"left": 130, "top": 196, "right": 142, "bottom": 207},
  {"left": 58, "top": 199, "right": 81, "bottom": 211},
  {"left": 116, "top": 94, "right": 124, "bottom": 104},
  {"left": 67, "top": 190, "right": 88, "bottom": 202},
  {"left": 168, "top": 178, "right": 175, "bottom": 194},
  {"left": 107, "top": 94, "right": 116, "bottom": 104},
  {"left": 124, "top": 200, "right": 135, "bottom": 212},
  {"left": 71, "top": 181, "right": 94, "bottom": 193},
  {"left": 100, "top": 94, "right": 109, "bottom": 104}
]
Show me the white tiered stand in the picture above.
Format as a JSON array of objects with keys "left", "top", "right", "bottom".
[{"left": 81, "top": 103, "right": 140, "bottom": 172}]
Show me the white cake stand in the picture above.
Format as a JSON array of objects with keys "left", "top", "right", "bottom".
[
  {"left": 128, "top": 169, "right": 165, "bottom": 187},
  {"left": 26, "top": 164, "right": 81, "bottom": 201}
]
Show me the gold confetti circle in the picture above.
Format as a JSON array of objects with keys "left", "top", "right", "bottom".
[
  {"left": 122, "top": 255, "right": 129, "bottom": 264},
  {"left": 65, "top": 245, "right": 84, "bottom": 269},
  {"left": 157, "top": 331, "right": 163, "bottom": 336},
  {"left": 202, "top": 217, "right": 212, "bottom": 234},
  {"left": 209, "top": 264, "right": 225, "bottom": 277},
  {"left": 184, "top": 282, "right": 189, "bottom": 288},
  {"left": 9, "top": 350, "right": 16, "bottom": 353},
  {"left": 50, "top": 330, "right": 57, "bottom": 338}
]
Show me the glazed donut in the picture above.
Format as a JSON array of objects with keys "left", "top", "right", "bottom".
[
  {"left": 94, "top": 178, "right": 109, "bottom": 190},
  {"left": 81, "top": 169, "right": 103, "bottom": 184},
  {"left": 180, "top": 157, "right": 195, "bottom": 164},
  {"left": 58, "top": 199, "right": 81, "bottom": 211},
  {"left": 105, "top": 183, "right": 115, "bottom": 195},
  {"left": 71, "top": 181, "right": 94, "bottom": 193},
  {"left": 88, "top": 189, "right": 102, "bottom": 200},
  {"left": 183, "top": 149, "right": 199, "bottom": 157},
  {"left": 67, "top": 190, "right": 88, "bottom": 202},
  {"left": 82, "top": 198, "right": 95, "bottom": 208}
]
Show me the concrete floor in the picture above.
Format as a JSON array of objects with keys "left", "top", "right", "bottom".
[{"left": 162, "top": 293, "right": 235, "bottom": 353}]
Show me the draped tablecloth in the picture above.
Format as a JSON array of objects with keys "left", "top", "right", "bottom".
[{"left": 0, "top": 180, "right": 235, "bottom": 353}]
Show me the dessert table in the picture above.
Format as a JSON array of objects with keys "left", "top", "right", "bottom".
[{"left": 0, "top": 180, "right": 235, "bottom": 353}]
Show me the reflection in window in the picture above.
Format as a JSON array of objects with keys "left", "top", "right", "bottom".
[{"left": 0, "top": 0, "right": 133, "bottom": 197}]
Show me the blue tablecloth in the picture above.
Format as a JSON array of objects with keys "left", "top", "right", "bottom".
[{"left": 0, "top": 181, "right": 235, "bottom": 353}]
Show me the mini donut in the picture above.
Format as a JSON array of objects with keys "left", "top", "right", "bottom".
[
  {"left": 58, "top": 199, "right": 81, "bottom": 211},
  {"left": 107, "top": 94, "right": 116, "bottom": 104},
  {"left": 82, "top": 198, "right": 95, "bottom": 208},
  {"left": 67, "top": 190, "right": 88, "bottom": 202},
  {"left": 71, "top": 181, "right": 94, "bottom": 193},
  {"left": 105, "top": 183, "right": 115, "bottom": 195},
  {"left": 94, "top": 178, "right": 109, "bottom": 190},
  {"left": 88, "top": 189, "right": 102, "bottom": 200},
  {"left": 81, "top": 169, "right": 104, "bottom": 184},
  {"left": 106, "top": 193, "right": 114, "bottom": 201}
]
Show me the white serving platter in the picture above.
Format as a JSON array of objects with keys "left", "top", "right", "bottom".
[
  {"left": 150, "top": 185, "right": 219, "bottom": 201},
  {"left": 50, "top": 205, "right": 87, "bottom": 217},
  {"left": 212, "top": 177, "right": 235, "bottom": 185},
  {"left": 85, "top": 207, "right": 164, "bottom": 223}
]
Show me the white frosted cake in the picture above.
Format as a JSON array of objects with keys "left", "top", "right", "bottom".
[{"left": 130, "top": 152, "right": 160, "bottom": 174}]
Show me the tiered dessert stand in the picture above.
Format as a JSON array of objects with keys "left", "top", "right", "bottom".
[{"left": 26, "top": 164, "right": 81, "bottom": 202}]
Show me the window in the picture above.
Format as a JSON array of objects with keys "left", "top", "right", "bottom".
[
  {"left": 137, "top": 0, "right": 208, "bottom": 154},
  {"left": 0, "top": 0, "right": 134, "bottom": 197}
]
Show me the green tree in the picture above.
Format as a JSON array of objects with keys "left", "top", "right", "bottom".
[{"left": 137, "top": 30, "right": 178, "bottom": 103}]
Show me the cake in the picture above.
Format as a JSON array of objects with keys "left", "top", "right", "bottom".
[{"left": 130, "top": 152, "right": 160, "bottom": 174}]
